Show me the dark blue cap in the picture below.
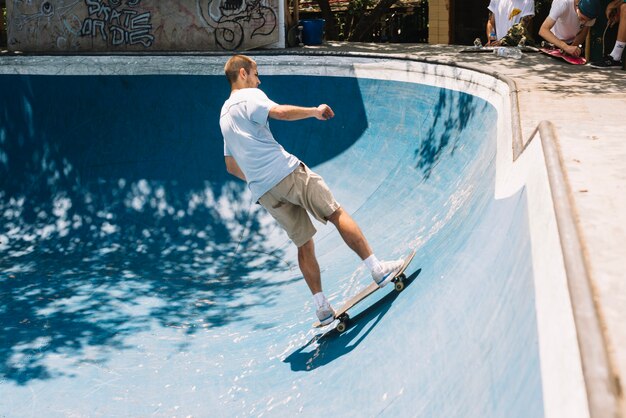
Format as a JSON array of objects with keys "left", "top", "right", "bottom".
[{"left": 578, "top": 0, "right": 599, "bottom": 19}]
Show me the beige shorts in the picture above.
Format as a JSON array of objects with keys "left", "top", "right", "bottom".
[{"left": 258, "top": 164, "right": 340, "bottom": 247}]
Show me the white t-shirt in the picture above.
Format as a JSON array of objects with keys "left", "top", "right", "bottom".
[
  {"left": 548, "top": 0, "right": 596, "bottom": 43},
  {"left": 488, "top": 0, "right": 535, "bottom": 40},
  {"left": 220, "top": 88, "right": 300, "bottom": 202}
]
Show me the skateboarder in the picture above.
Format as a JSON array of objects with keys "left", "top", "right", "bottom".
[
  {"left": 219, "top": 55, "right": 404, "bottom": 326},
  {"left": 590, "top": 0, "right": 626, "bottom": 68},
  {"left": 538, "top": 0, "right": 600, "bottom": 57}
]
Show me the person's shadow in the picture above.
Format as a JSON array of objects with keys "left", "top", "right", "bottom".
[{"left": 283, "top": 269, "right": 422, "bottom": 372}]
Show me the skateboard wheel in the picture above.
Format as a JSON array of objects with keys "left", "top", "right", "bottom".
[
  {"left": 394, "top": 280, "right": 405, "bottom": 292},
  {"left": 336, "top": 314, "right": 349, "bottom": 333},
  {"left": 336, "top": 321, "right": 348, "bottom": 333}
]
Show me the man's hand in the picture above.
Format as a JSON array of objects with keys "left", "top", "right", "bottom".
[
  {"left": 563, "top": 44, "right": 582, "bottom": 57},
  {"left": 315, "top": 104, "right": 335, "bottom": 120},
  {"left": 607, "top": 0, "right": 620, "bottom": 27}
]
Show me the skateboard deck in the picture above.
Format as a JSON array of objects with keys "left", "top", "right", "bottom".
[
  {"left": 312, "top": 250, "right": 416, "bottom": 333},
  {"left": 539, "top": 47, "right": 586, "bottom": 65}
]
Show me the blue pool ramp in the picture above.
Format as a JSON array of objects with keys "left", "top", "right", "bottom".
[{"left": 0, "top": 55, "right": 589, "bottom": 417}]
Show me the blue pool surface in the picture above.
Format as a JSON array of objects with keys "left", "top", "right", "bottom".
[{"left": 0, "top": 63, "right": 544, "bottom": 417}]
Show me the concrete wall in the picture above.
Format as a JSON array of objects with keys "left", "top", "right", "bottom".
[{"left": 6, "top": 0, "right": 282, "bottom": 52}]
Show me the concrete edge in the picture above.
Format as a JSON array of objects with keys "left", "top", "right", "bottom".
[{"left": 535, "top": 120, "right": 622, "bottom": 418}]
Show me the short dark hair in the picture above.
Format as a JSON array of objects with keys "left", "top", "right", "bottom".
[{"left": 224, "top": 55, "right": 256, "bottom": 85}]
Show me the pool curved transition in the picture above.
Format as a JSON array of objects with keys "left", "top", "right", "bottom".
[{"left": 0, "top": 55, "right": 587, "bottom": 417}]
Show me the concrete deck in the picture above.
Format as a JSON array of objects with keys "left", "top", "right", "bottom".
[{"left": 306, "top": 42, "right": 626, "bottom": 414}]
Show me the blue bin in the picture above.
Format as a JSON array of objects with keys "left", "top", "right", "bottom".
[{"left": 300, "top": 19, "right": 325, "bottom": 45}]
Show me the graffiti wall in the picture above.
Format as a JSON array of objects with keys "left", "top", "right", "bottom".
[{"left": 6, "top": 0, "right": 281, "bottom": 52}]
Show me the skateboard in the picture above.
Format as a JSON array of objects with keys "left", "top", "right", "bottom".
[
  {"left": 312, "top": 250, "right": 416, "bottom": 333},
  {"left": 539, "top": 47, "right": 586, "bottom": 65}
]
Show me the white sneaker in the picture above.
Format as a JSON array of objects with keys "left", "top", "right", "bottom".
[
  {"left": 372, "top": 259, "right": 404, "bottom": 288},
  {"left": 316, "top": 301, "right": 336, "bottom": 326}
]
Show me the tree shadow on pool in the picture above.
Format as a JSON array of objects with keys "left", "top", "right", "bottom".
[
  {"left": 283, "top": 269, "right": 422, "bottom": 372},
  {"left": 415, "top": 88, "right": 492, "bottom": 179},
  {"left": 0, "top": 174, "right": 301, "bottom": 384},
  {"left": 0, "top": 73, "right": 368, "bottom": 385}
]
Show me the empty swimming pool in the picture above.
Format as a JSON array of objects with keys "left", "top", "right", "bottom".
[{"left": 0, "top": 54, "right": 587, "bottom": 417}]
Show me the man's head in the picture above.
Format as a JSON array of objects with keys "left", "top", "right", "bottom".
[
  {"left": 576, "top": 0, "right": 599, "bottom": 22},
  {"left": 224, "top": 55, "right": 260, "bottom": 89}
]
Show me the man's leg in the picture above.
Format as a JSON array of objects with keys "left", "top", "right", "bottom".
[
  {"left": 592, "top": 2, "right": 626, "bottom": 67},
  {"left": 298, "top": 239, "right": 335, "bottom": 325},
  {"left": 326, "top": 207, "right": 373, "bottom": 261},
  {"left": 327, "top": 207, "right": 404, "bottom": 287},
  {"left": 609, "top": 3, "right": 626, "bottom": 60},
  {"left": 618, "top": 3, "right": 626, "bottom": 43},
  {"left": 298, "top": 239, "right": 322, "bottom": 294},
  {"left": 287, "top": 165, "right": 402, "bottom": 288}
]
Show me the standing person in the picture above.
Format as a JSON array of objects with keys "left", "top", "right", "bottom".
[
  {"left": 486, "top": 0, "right": 535, "bottom": 45},
  {"left": 539, "top": 0, "right": 600, "bottom": 57},
  {"left": 219, "top": 55, "right": 404, "bottom": 326},
  {"left": 590, "top": 0, "right": 626, "bottom": 68}
]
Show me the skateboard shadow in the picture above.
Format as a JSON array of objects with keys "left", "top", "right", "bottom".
[{"left": 283, "top": 269, "right": 422, "bottom": 372}]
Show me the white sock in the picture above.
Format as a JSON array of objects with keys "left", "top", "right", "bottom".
[
  {"left": 610, "top": 41, "right": 625, "bottom": 61},
  {"left": 313, "top": 292, "right": 327, "bottom": 308},
  {"left": 364, "top": 254, "right": 382, "bottom": 272}
]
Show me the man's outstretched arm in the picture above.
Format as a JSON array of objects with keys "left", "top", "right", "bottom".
[{"left": 269, "top": 104, "right": 334, "bottom": 121}]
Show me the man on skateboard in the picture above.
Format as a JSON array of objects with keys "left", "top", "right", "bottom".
[{"left": 219, "top": 55, "right": 404, "bottom": 326}]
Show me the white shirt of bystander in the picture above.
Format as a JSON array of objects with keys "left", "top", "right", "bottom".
[{"left": 488, "top": 0, "right": 535, "bottom": 40}]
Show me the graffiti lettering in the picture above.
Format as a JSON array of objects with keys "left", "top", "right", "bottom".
[
  {"left": 7, "top": 0, "right": 280, "bottom": 52},
  {"left": 198, "top": 0, "right": 277, "bottom": 50},
  {"left": 82, "top": 18, "right": 108, "bottom": 41},
  {"left": 80, "top": 0, "right": 154, "bottom": 48}
]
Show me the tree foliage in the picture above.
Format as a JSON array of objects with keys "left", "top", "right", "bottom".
[{"left": 316, "top": 0, "right": 404, "bottom": 41}]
